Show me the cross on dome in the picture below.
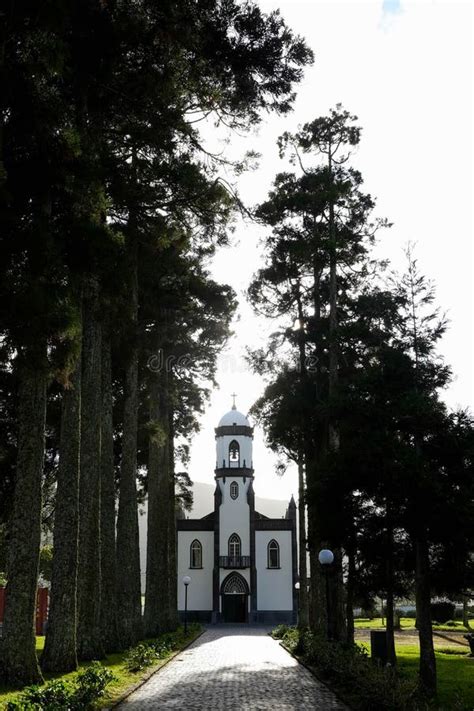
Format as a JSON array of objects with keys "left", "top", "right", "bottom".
[{"left": 231, "top": 392, "right": 237, "bottom": 410}]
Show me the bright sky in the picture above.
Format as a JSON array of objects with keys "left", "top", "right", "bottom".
[{"left": 187, "top": 0, "right": 473, "bottom": 505}]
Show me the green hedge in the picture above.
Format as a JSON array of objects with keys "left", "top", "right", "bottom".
[
  {"left": 5, "top": 662, "right": 114, "bottom": 711},
  {"left": 124, "top": 624, "right": 200, "bottom": 672},
  {"left": 272, "top": 626, "right": 423, "bottom": 711}
]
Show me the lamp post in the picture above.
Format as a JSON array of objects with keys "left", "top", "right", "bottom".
[
  {"left": 318, "top": 549, "right": 334, "bottom": 640},
  {"left": 294, "top": 581, "right": 301, "bottom": 626},
  {"left": 183, "top": 575, "right": 191, "bottom": 635}
]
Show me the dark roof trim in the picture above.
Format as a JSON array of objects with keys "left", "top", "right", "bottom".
[
  {"left": 177, "top": 519, "right": 214, "bottom": 531},
  {"left": 254, "top": 519, "right": 294, "bottom": 531},
  {"left": 200, "top": 511, "right": 215, "bottom": 521},
  {"left": 215, "top": 467, "right": 254, "bottom": 478},
  {"left": 215, "top": 425, "right": 254, "bottom": 438}
]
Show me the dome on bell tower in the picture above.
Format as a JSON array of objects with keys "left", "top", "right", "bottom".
[{"left": 218, "top": 408, "right": 250, "bottom": 428}]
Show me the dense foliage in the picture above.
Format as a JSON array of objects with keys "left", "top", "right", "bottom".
[
  {"left": 248, "top": 107, "right": 474, "bottom": 697},
  {"left": 5, "top": 662, "right": 114, "bottom": 711},
  {"left": 0, "top": 0, "right": 312, "bottom": 688},
  {"left": 0, "top": 1, "right": 471, "bottom": 705}
]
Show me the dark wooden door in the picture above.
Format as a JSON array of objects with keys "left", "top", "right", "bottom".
[{"left": 222, "top": 594, "right": 247, "bottom": 622}]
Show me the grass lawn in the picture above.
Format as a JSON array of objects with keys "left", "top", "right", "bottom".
[
  {"left": 396, "top": 644, "right": 474, "bottom": 711},
  {"left": 0, "top": 627, "right": 202, "bottom": 710},
  {"left": 356, "top": 640, "right": 474, "bottom": 710},
  {"left": 354, "top": 617, "right": 472, "bottom": 633}
]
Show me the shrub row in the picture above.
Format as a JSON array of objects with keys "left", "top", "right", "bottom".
[
  {"left": 5, "top": 624, "right": 201, "bottom": 710},
  {"left": 124, "top": 623, "right": 201, "bottom": 672},
  {"left": 272, "top": 626, "right": 425, "bottom": 711},
  {"left": 5, "top": 662, "right": 114, "bottom": 711}
]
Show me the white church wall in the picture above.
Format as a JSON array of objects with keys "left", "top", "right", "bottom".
[
  {"left": 218, "top": 478, "right": 251, "bottom": 556},
  {"left": 255, "top": 531, "right": 293, "bottom": 610},
  {"left": 177, "top": 531, "right": 214, "bottom": 611}
]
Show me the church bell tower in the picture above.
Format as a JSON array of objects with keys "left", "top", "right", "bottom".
[
  {"left": 212, "top": 397, "right": 256, "bottom": 622},
  {"left": 215, "top": 396, "right": 253, "bottom": 474}
]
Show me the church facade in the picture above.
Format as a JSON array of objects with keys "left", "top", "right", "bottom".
[{"left": 177, "top": 404, "right": 297, "bottom": 624}]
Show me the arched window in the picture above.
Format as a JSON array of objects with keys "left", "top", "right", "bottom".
[
  {"left": 228, "top": 533, "right": 241, "bottom": 559},
  {"left": 230, "top": 481, "right": 239, "bottom": 500},
  {"left": 229, "top": 440, "right": 240, "bottom": 466},
  {"left": 267, "top": 539, "right": 280, "bottom": 569},
  {"left": 190, "top": 539, "right": 202, "bottom": 569}
]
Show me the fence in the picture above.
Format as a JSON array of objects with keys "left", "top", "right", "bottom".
[{"left": 0, "top": 587, "right": 49, "bottom": 636}]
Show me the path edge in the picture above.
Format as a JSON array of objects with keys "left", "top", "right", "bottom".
[
  {"left": 276, "top": 637, "right": 352, "bottom": 710},
  {"left": 105, "top": 629, "right": 206, "bottom": 709}
]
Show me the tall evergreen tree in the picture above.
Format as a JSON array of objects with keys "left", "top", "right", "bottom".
[
  {"left": 0, "top": 2, "right": 76, "bottom": 682},
  {"left": 99, "top": 328, "right": 122, "bottom": 653},
  {"left": 76, "top": 278, "right": 104, "bottom": 661},
  {"left": 41, "top": 354, "right": 81, "bottom": 673},
  {"left": 1, "top": 0, "right": 312, "bottom": 679},
  {"left": 249, "top": 107, "right": 386, "bottom": 640}
]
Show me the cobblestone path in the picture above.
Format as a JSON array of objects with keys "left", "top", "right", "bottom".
[{"left": 117, "top": 626, "right": 348, "bottom": 710}]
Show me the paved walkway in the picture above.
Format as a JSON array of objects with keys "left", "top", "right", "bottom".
[{"left": 117, "top": 626, "right": 348, "bottom": 710}]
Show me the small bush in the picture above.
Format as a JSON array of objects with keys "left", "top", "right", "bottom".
[
  {"left": 271, "top": 624, "right": 291, "bottom": 640},
  {"left": 6, "top": 680, "right": 71, "bottom": 711},
  {"left": 431, "top": 601, "right": 455, "bottom": 624},
  {"left": 124, "top": 643, "right": 161, "bottom": 672},
  {"left": 72, "top": 663, "right": 115, "bottom": 708},
  {"left": 281, "top": 627, "right": 301, "bottom": 654},
  {"left": 124, "top": 623, "right": 201, "bottom": 672},
  {"left": 149, "top": 640, "right": 172, "bottom": 659},
  {"left": 6, "top": 662, "right": 114, "bottom": 710}
]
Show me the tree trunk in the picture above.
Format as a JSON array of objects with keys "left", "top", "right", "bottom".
[
  {"left": 385, "top": 585, "right": 397, "bottom": 667},
  {"left": 167, "top": 401, "right": 178, "bottom": 630},
  {"left": 293, "top": 289, "right": 309, "bottom": 631},
  {"left": 297, "top": 460, "right": 309, "bottom": 629},
  {"left": 99, "top": 329, "right": 121, "bottom": 652},
  {"left": 346, "top": 544, "right": 356, "bottom": 645},
  {"left": 326, "top": 149, "right": 346, "bottom": 643},
  {"left": 77, "top": 278, "right": 104, "bottom": 661},
  {"left": 42, "top": 357, "right": 81, "bottom": 673},
  {"left": 116, "top": 239, "right": 142, "bottom": 646},
  {"left": 462, "top": 595, "right": 471, "bottom": 630},
  {"left": 144, "top": 358, "right": 172, "bottom": 636},
  {"left": 0, "top": 15, "right": 6, "bottom": 197},
  {"left": 306, "top": 483, "right": 326, "bottom": 636},
  {"left": 0, "top": 354, "right": 47, "bottom": 686},
  {"left": 327, "top": 150, "right": 339, "bottom": 452},
  {"left": 415, "top": 534, "right": 436, "bottom": 695},
  {"left": 329, "top": 548, "right": 346, "bottom": 642},
  {"left": 385, "top": 516, "right": 397, "bottom": 666}
]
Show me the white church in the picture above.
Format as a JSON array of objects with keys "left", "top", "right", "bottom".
[{"left": 176, "top": 402, "right": 297, "bottom": 624}]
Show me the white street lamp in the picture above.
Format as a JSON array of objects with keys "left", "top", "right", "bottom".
[
  {"left": 318, "top": 549, "right": 334, "bottom": 640},
  {"left": 182, "top": 576, "right": 191, "bottom": 634},
  {"left": 318, "top": 549, "right": 334, "bottom": 566}
]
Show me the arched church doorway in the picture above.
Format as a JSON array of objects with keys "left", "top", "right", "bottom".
[{"left": 221, "top": 572, "right": 249, "bottom": 623}]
